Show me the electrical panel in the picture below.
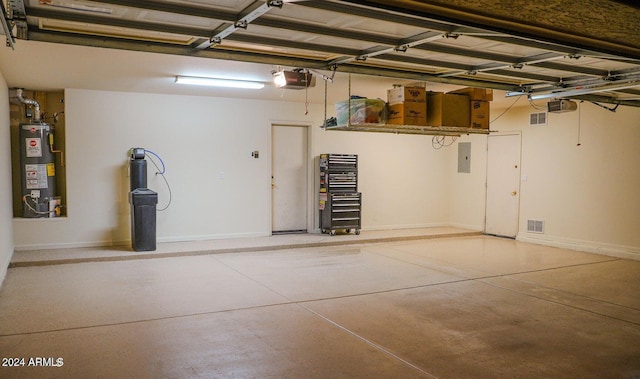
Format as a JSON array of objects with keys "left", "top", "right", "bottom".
[{"left": 458, "top": 142, "right": 471, "bottom": 173}]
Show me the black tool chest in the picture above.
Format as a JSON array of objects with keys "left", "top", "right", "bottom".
[{"left": 319, "top": 154, "right": 361, "bottom": 235}]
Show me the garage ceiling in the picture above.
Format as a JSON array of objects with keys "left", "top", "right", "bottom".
[{"left": 2, "top": 0, "right": 640, "bottom": 107}]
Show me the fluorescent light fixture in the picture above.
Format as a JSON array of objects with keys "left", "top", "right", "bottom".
[{"left": 175, "top": 75, "right": 264, "bottom": 89}]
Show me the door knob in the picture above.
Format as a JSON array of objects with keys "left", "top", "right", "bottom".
[{"left": 511, "top": 191, "right": 517, "bottom": 196}]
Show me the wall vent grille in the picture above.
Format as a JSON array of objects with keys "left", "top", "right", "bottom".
[
  {"left": 529, "top": 112, "right": 547, "bottom": 126},
  {"left": 527, "top": 219, "right": 545, "bottom": 233}
]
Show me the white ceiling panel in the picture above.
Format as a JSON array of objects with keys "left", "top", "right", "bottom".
[
  {"left": 2, "top": 0, "right": 639, "bottom": 107},
  {"left": 171, "top": 0, "right": 254, "bottom": 11},
  {"left": 140, "top": 10, "right": 220, "bottom": 29}
]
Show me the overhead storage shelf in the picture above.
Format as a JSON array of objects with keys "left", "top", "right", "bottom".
[
  {"left": 324, "top": 123, "right": 491, "bottom": 136},
  {"left": 322, "top": 75, "right": 493, "bottom": 136}
]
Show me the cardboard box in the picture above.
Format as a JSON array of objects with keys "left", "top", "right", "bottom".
[
  {"left": 335, "top": 98, "right": 387, "bottom": 125},
  {"left": 387, "top": 102, "right": 427, "bottom": 126},
  {"left": 470, "top": 100, "right": 490, "bottom": 129},
  {"left": 426, "top": 92, "right": 470, "bottom": 127},
  {"left": 449, "top": 87, "right": 493, "bottom": 101},
  {"left": 387, "top": 86, "right": 426, "bottom": 105}
]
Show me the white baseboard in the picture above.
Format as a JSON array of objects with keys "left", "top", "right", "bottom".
[
  {"left": 362, "top": 222, "right": 450, "bottom": 231},
  {"left": 13, "top": 224, "right": 486, "bottom": 251},
  {"left": 158, "top": 232, "right": 270, "bottom": 243},
  {"left": 13, "top": 232, "right": 273, "bottom": 251},
  {"left": 447, "top": 222, "right": 484, "bottom": 232},
  {"left": 517, "top": 233, "right": 640, "bottom": 261},
  {"left": 0, "top": 262, "right": 7, "bottom": 289},
  {"left": 311, "top": 223, "right": 481, "bottom": 235},
  {"left": 13, "top": 240, "right": 128, "bottom": 251},
  {"left": 311, "top": 223, "right": 447, "bottom": 235}
]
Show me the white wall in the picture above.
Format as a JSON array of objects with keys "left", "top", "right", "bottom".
[
  {"left": 12, "top": 89, "right": 457, "bottom": 249},
  {"left": 446, "top": 133, "right": 488, "bottom": 231},
  {"left": 311, "top": 78, "right": 465, "bottom": 231},
  {"left": 313, "top": 129, "right": 452, "bottom": 230},
  {"left": 0, "top": 71, "right": 14, "bottom": 285},
  {"left": 10, "top": 86, "right": 638, "bottom": 260},
  {"left": 492, "top": 98, "right": 640, "bottom": 258}
]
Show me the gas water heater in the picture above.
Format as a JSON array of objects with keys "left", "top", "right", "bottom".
[{"left": 16, "top": 90, "right": 60, "bottom": 218}]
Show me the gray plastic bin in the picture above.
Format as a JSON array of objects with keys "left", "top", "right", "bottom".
[{"left": 129, "top": 188, "right": 158, "bottom": 251}]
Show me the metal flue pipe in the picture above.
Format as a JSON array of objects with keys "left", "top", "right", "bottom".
[{"left": 15, "top": 88, "right": 41, "bottom": 122}]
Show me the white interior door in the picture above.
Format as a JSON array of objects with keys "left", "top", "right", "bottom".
[
  {"left": 485, "top": 133, "right": 521, "bottom": 238},
  {"left": 272, "top": 125, "right": 308, "bottom": 233}
]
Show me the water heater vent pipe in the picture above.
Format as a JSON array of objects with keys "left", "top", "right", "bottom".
[{"left": 15, "top": 88, "right": 41, "bottom": 122}]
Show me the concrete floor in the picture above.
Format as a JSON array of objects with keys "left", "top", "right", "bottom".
[{"left": 1, "top": 229, "right": 639, "bottom": 378}]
